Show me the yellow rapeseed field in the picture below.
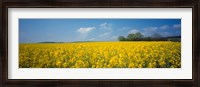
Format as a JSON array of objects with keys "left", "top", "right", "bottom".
[{"left": 19, "top": 41, "right": 181, "bottom": 68}]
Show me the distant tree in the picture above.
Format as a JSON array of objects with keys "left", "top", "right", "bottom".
[
  {"left": 151, "top": 33, "right": 163, "bottom": 38},
  {"left": 147, "top": 37, "right": 151, "bottom": 41},
  {"left": 117, "top": 32, "right": 178, "bottom": 41},
  {"left": 167, "top": 38, "right": 181, "bottom": 42},
  {"left": 118, "top": 36, "right": 126, "bottom": 41},
  {"left": 142, "top": 37, "right": 151, "bottom": 41},
  {"left": 127, "top": 32, "right": 144, "bottom": 41},
  {"left": 127, "top": 33, "right": 135, "bottom": 41},
  {"left": 134, "top": 32, "right": 144, "bottom": 40}
]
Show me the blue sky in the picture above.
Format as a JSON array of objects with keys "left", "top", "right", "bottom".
[{"left": 19, "top": 19, "right": 181, "bottom": 43}]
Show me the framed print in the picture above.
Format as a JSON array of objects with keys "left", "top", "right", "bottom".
[{"left": 1, "top": 0, "right": 200, "bottom": 87}]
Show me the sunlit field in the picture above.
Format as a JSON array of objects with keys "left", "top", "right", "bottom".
[{"left": 19, "top": 41, "right": 181, "bottom": 68}]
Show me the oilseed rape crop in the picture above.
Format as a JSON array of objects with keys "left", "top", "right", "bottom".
[{"left": 19, "top": 41, "right": 181, "bottom": 68}]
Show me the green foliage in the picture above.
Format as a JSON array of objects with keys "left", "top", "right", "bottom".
[
  {"left": 118, "top": 32, "right": 181, "bottom": 42},
  {"left": 118, "top": 36, "right": 126, "bottom": 41},
  {"left": 151, "top": 33, "right": 162, "bottom": 38},
  {"left": 127, "top": 32, "right": 143, "bottom": 41},
  {"left": 168, "top": 38, "right": 181, "bottom": 42}
]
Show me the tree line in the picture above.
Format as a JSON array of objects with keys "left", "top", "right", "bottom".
[{"left": 118, "top": 32, "right": 181, "bottom": 42}]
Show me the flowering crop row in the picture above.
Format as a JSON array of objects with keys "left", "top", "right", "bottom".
[{"left": 19, "top": 41, "right": 181, "bottom": 68}]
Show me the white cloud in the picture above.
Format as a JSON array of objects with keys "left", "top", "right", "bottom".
[
  {"left": 172, "top": 24, "right": 181, "bottom": 29},
  {"left": 77, "top": 27, "right": 95, "bottom": 34},
  {"left": 142, "top": 27, "right": 158, "bottom": 36},
  {"left": 98, "top": 22, "right": 113, "bottom": 39},
  {"left": 89, "top": 38, "right": 95, "bottom": 41},
  {"left": 111, "top": 36, "right": 118, "bottom": 40},
  {"left": 159, "top": 25, "right": 170, "bottom": 30},
  {"left": 100, "top": 22, "right": 112, "bottom": 30},
  {"left": 128, "top": 29, "right": 139, "bottom": 34},
  {"left": 144, "top": 27, "right": 157, "bottom": 31},
  {"left": 99, "top": 32, "right": 110, "bottom": 37},
  {"left": 122, "top": 27, "right": 131, "bottom": 30},
  {"left": 161, "top": 32, "right": 171, "bottom": 36}
]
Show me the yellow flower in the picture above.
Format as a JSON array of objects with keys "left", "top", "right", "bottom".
[{"left": 19, "top": 41, "right": 181, "bottom": 68}]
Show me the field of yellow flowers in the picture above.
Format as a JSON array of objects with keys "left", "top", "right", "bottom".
[{"left": 19, "top": 41, "right": 181, "bottom": 68}]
